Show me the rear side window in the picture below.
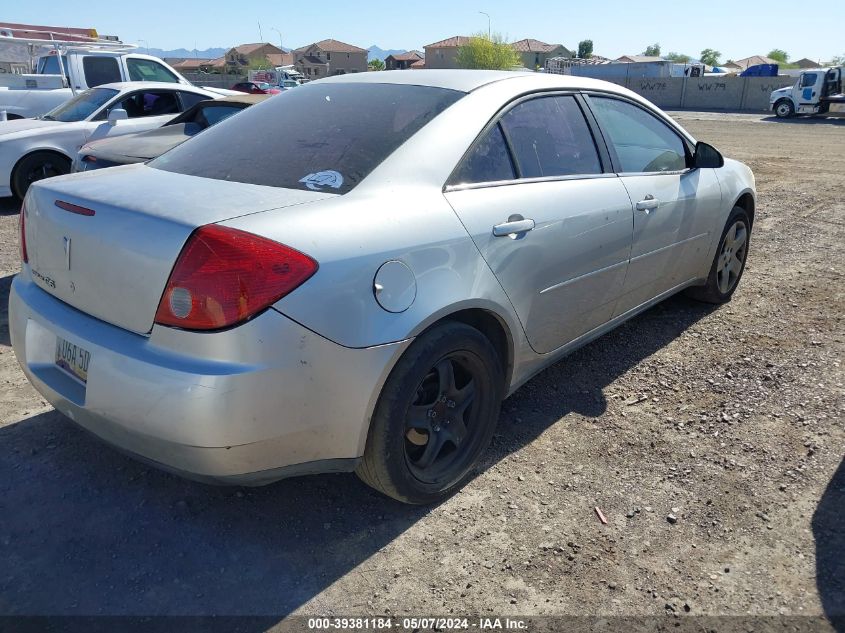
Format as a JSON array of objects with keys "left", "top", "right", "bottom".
[
  {"left": 152, "top": 83, "right": 464, "bottom": 193},
  {"left": 179, "top": 91, "right": 209, "bottom": 109},
  {"left": 452, "top": 124, "right": 516, "bottom": 185},
  {"left": 499, "top": 95, "right": 602, "bottom": 178},
  {"left": 127, "top": 58, "right": 179, "bottom": 83},
  {"left": 83, "top": 57, "right": 121, "bottom": 87},
  {"left": 589, "top": 97, "right": 687, "bottom": 173}
]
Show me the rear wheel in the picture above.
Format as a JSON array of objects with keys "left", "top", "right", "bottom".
[
  {"left": 12, "top": 152, "right": 71, "bottom": 200},
  {"left": 356, "top": 322, "right": 503, "bottom": 504},
  {"left": 774, "top": 100, "right": 795, "bottom": 119},
  {"left": 685, "top": 206, "right": 751, "bottom": 304}
]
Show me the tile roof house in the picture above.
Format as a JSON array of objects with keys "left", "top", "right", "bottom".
[
  {"left": 293, "top": 39, "right": 368, "bottom": 78},
  {"left": 729, "top": 55, "right": 781, "bottom": 70},
  {"left": 423, "top": 36, "right": 473, "bottom": 69},
  {"left": 511, "top": 39, "right": 572, "bottom": 70},
  {"left": 223, "top": 42, "right": 284, "bottom": 73},
  {"left": 794, "top": 57, "right": 822, "bottom": 69},
  {"left": 616, "top": 55, "right": 665, "bottom": 63},
  {"left": 425, "top": 36, "right": 572, "bottom": 70},
  {"left": 385, "top": 51, "right": 424, "bottom": 70}
]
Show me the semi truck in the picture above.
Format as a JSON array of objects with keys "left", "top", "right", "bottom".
[{"left": 770, "top": 67, "right": 845, "bottom": 118}]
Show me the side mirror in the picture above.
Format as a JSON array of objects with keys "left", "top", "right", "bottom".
[
  {"left": 693, "top": 141, "right": 724, "bottom": 169},
  {"left": 107, "top": 108, "right": 128, "bottom": 125}
]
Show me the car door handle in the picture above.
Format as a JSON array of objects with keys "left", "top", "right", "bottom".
[
  {"left": 636, "top": 195, "right": 659, "bottom": 212},
  {"left": 493, "top": 216, "right": 535, "bottom": 238}
]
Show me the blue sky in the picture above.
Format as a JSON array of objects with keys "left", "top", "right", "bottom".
[{"left": 5, "top": 1, "right": 842, "bottom": 62}]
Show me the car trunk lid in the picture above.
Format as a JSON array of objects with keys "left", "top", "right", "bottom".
[{"left": 24, "top": 164, "right": 335, "bottom": 335}]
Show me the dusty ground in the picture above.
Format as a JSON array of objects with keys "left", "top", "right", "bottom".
[{"left": 0, "top": 113, "right": 842, "bottom": 629}]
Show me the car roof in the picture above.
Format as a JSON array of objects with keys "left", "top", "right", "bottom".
[
  {"left": 316, "top": 69, "right": 632, "bottom": 94},
  {"left": 200, "top": 94, "right": 270, "bottom": 105},
  {"left": 96, "top": 81, "right": 215, "bottom": 93}
]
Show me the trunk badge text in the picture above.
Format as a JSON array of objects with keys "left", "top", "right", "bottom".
[{"left": 63, "top": 236, "right": 71, "bottom": 271}]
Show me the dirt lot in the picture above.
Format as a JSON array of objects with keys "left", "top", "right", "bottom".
[{"left": 0, "top": 113, "right": 842, "bottom": 629}]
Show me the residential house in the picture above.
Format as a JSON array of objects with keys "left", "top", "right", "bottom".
[
  {"left": 794, "top": 57, "right": 822, "bottom": 69},
  {"left": 385, "top": 51, "right": 424, "bottom": 70},
  {"left": 223, "top": 42, "right": 284, "bottom": 73},
  {"left": 511, "top": 39, "right": 571, "bottom": 70},
  {"left": 423, "top": 36, "right": 472, "bottom": 69},
  {"left": 728, "top": 55, "right": 781, "bottom": 70},
  {"left": 171, "top": 58, "right": 217, "bottom": 73},
  {"left": 615, "top": 55, "right": 665, "bottom": 63},
  {"left": 293, "top": 39, "right": 368, "bottom": 79}
]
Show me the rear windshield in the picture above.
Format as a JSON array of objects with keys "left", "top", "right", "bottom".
[{"left": 151, "top": 83, "right": 464, "bottom": 194}]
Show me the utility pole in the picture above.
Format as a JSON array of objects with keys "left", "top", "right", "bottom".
[
  {"left": 258, "top": 21, "right": 263, "bottom": 42},
  {"left": 479, "top": 11, "right": 491, "bottom": 39}
]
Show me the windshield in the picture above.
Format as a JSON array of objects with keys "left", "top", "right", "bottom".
[
  {"left": 151, "top": 83, "right": 464, "bottom": 194},
  {"left": 42, "top": 87, "right": 119, "bottom": 122}
]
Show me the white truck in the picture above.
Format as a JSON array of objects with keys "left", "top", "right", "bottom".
[
  {"left": 770, "top": 67, "right": 845, "bottom": 118},
  {"left": 0, "top": 30, "right": 194, "bottom": 119}
]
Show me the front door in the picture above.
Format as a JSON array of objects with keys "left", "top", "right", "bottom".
[
  {"left": 445, "top": 94, "right": 634, "bottom": 354},
  {"left": 586, "top": 95, "right": 722, "bottom": 316}
]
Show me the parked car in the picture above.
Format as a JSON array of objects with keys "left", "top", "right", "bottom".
[
  {"left": 11, "top": 71, "right": 755, "bottom": 504},
  {"left": 0, "top": 81, "right": 223, "bottom": 199},
  {"left": 277, "top": 79, "right": 299, "bottom": 91},
  {"left": 74, "top": 94, "right": 269, "bottom": 172},
  {"left": 230, "top": 81, "right": 281, "bottom": 95}
]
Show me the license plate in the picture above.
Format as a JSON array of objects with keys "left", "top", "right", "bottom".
[{"left": 55, "top": 336, "right": 91, "bottom": 384}]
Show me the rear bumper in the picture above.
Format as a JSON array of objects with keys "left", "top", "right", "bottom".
[{"left": 9, "top": 274, "right": 410, "bottom": 484}]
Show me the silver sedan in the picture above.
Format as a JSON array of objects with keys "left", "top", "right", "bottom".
[{"left": 10, "top": 70, "right": 755, "bottom": 504}]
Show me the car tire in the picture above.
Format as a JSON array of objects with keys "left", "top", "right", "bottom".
[
  {"left": 356, "top": 322, "right": 504, "bottom": 505},
  {"left": 774, "top": 100, "right": 795, "bottom": 119},
  {"left": 685, "top": 206, "right": 751, "bottom": 304},
  {"left": 12, "top": 151, "right": 71, "bottom": 200}
]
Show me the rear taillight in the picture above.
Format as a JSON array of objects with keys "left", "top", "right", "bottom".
[
  {"left": 19, "top": 202, "right": 28, "bottom": 263},
  {"left": 154, "top": 225, "right": 317, "bottom": 331}
]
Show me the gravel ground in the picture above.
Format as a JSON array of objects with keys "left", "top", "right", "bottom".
[{"left": 0, "top": 112, "right": 842, "bottom": 628}]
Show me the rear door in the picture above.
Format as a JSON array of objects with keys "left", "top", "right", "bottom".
[
  {"left": 445, "top": 93, "right": 634, "bottom": 354},
  {"left": 586, "top": 95, "right": 722, "bottom": 316}
]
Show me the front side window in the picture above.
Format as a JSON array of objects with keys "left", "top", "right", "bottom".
[
  {"left": 589, "top": 97, "right": 688, "bottom": 173},
  {"left": 152, "top": 83, "right": 464, "bottom": 193},
  {"left": 451, "top": 123, "right": 516, "bottom": 185},
  {"left": 127, "top": 58, "right": 179, "bottom": 83},
  {"left": 42, "top": 87, "right": 119, "bottom": 122},
  {"left": 499, "top": 95, "right": 602, "bottom": 178},
  {"left": 800, "top": 73, "right": 817, "bottom": 88},
  {"left": 108, "top": 91, "right": 181, "bottom": 118},
  {"left": 83, "top": 56, "right": 121, "bottom": 87}
]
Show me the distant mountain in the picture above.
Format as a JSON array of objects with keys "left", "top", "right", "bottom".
[
  {"left": 145, "top": 47, "right": 227, "bottom": 60},
  {"left": 368, "top": 45, "right": 409, "bottom": 62}
]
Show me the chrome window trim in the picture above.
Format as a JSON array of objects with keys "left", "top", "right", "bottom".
[{"left": 444, "top": 171, "right": 617, "bottom": 193}]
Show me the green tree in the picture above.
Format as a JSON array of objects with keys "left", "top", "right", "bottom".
[
  {"left": 577, "top": 39, "right": 593, "bottom": 59},
  {"left": 699, "top": 48, "right": 721, "bottom": 66},
  {"left": 368, "top": 58, "right": 385, "bottom": 71},
  {"left": 767, "top": 49, "right": 789, "bottom": 63},
  {"left": 643, "top": 43, "right": 661, "bottom": 57},
  {"left": 831, "top": 53, "right": 844, "bottom": 65},
  {"left": 456, "top": 32, "right": 521, "bottom": 70},
  {"left": 665, "top": 52, "right": 691, "bottom": 63}
]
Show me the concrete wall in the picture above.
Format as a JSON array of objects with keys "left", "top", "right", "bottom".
[{"left": 618, "top": 75, "right": 797, "bottom": 112}]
